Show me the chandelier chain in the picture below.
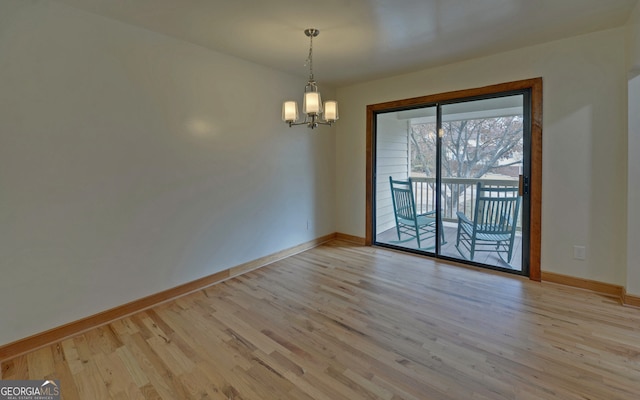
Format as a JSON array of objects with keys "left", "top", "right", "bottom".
[{"left": 307, "top": 33, "right": 314, "bottom": 81}]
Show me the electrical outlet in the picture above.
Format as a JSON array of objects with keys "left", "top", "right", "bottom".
[{"left": 573, "top": 245, "right": 586, "bottom": 260}]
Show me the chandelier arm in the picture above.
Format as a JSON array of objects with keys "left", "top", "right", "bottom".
[
  {"left": 286, "top": 120, "right": 333, "bottom": 129},
  {"left": 288, "top": 121, "right": 308, "bottom": 127}
]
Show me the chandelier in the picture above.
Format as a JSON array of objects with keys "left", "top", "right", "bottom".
[{"left": 282, "top": 28, "right": 338, "bottom": 129}]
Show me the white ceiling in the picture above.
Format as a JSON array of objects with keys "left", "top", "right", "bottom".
[{"left": 54, "top": 0, "right": 638, "bottom": 86}]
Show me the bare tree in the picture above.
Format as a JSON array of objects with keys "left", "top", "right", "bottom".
[{"left": 410, "top": 116, "right": 523, "bottom": 215}]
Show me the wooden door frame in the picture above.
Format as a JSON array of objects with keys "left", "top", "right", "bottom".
[{"left": 365, "top": 78, "right": 542, "bottom": 281}]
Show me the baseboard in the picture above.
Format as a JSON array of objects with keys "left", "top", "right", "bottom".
[
  {"left": 623, "top": 293, "right": 640, "bottom": 308},
  {"left": 0, "top": 233, "right": 336, "bottom": 363},
  {"left": 229, "top": 233, "right": 336, "bottom": 277},
  {"left": 541, "top": 271, "right": 625, "bottom": 299},
  {"left": 335, "top": 232, "right": 367, "bottom": 245}
]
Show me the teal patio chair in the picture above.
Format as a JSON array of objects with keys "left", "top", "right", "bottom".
[
  {"left": 389, "top": 177, "right": 445, "bottom": 250},
  {"left": 455, "top": 183, "right": 521, "bottom": 264}
]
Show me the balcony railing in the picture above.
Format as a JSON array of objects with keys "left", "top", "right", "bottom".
[{"left": 411, "top": 177, "right": 520, "bottom": 226}]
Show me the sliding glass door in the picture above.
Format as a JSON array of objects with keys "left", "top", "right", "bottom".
[
  {"left": 375, "top": 106, "right": 439, "bottom": 252},
  {"left": 373, "top": 90, "right": 531, "bottom": 275},
  {"left": 438, "top": 95, "right": 526, "bottom": 271}
]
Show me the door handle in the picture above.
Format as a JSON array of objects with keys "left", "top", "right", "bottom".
[{"left": 519, "top": 175, "right": 529, "bottom": 196}]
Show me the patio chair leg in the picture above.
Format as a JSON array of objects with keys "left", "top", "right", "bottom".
[
  {"left": 470, "top": 237, "right": 476, "bottom": 261},
  {"left": 439, "top": 219, "right": 446, "bottom": 245},
  {"left": 507, "top": 241, "right": 514, "bottom": 263}
]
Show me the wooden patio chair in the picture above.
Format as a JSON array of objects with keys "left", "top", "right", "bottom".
[
  {"left": 455, "top": 182, "right": 521, "bottom": 264},
  {"left": 389, "top": 177, "right": 445, "bottom": 249}
]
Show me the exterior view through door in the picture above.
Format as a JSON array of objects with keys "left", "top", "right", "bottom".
[{"left": 374, "top": 92, "right": 530, "bottom": 274}]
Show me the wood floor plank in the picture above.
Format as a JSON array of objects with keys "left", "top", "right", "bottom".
[
  {"left": 53, "top": 354, "right": 81, "bottom": 400},
  {"left": 3, "top": 240, "right": 640, "bottom": 399},
  {"left": 115, "top": 346, "right": 149, "bottom": 388},
  {"left": 26, "top": 346, "right": 55, "bottom": 379},
  {"left": 1, "top": 354, "right": 28, "bottom": 380}
]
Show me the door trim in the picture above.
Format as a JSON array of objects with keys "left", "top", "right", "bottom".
[{"left": 365, "top": 78, "right": 542, "bottom": 281}]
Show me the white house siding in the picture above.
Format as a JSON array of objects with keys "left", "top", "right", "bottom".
[{"left": 375, "top": 114, "right": 409, "bottom": 234}]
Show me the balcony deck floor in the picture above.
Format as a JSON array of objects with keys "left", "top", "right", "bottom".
[{"left": 376, "top": 223, "right": 523, "bottom": 271}]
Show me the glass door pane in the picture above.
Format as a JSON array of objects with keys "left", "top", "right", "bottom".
[
  {"left": 374, "top": 106, "right": 438, "bottom": 252},
  {"left": 438, "top": 95, "right": 525, "bottom": 271}
]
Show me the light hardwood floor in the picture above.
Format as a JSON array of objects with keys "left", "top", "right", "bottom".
[{"left": 2, "top": 241, "right": 640, "bottom": 399}]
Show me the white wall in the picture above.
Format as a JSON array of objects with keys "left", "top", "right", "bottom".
[
  {"left": 627, "top": 1, "right": 640, "bottom": 75},
  {"left": 627, "top": 3, "right": 640, "bottom": 296},
  {"left": 336, "top": 28, "right": 628, "bottom": 287},
  {"left": 0, "top": 1, "right": 335, "bottom": 346},
  {"left": 628, "top": 76, "right": 640, "bottom": 295}
]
